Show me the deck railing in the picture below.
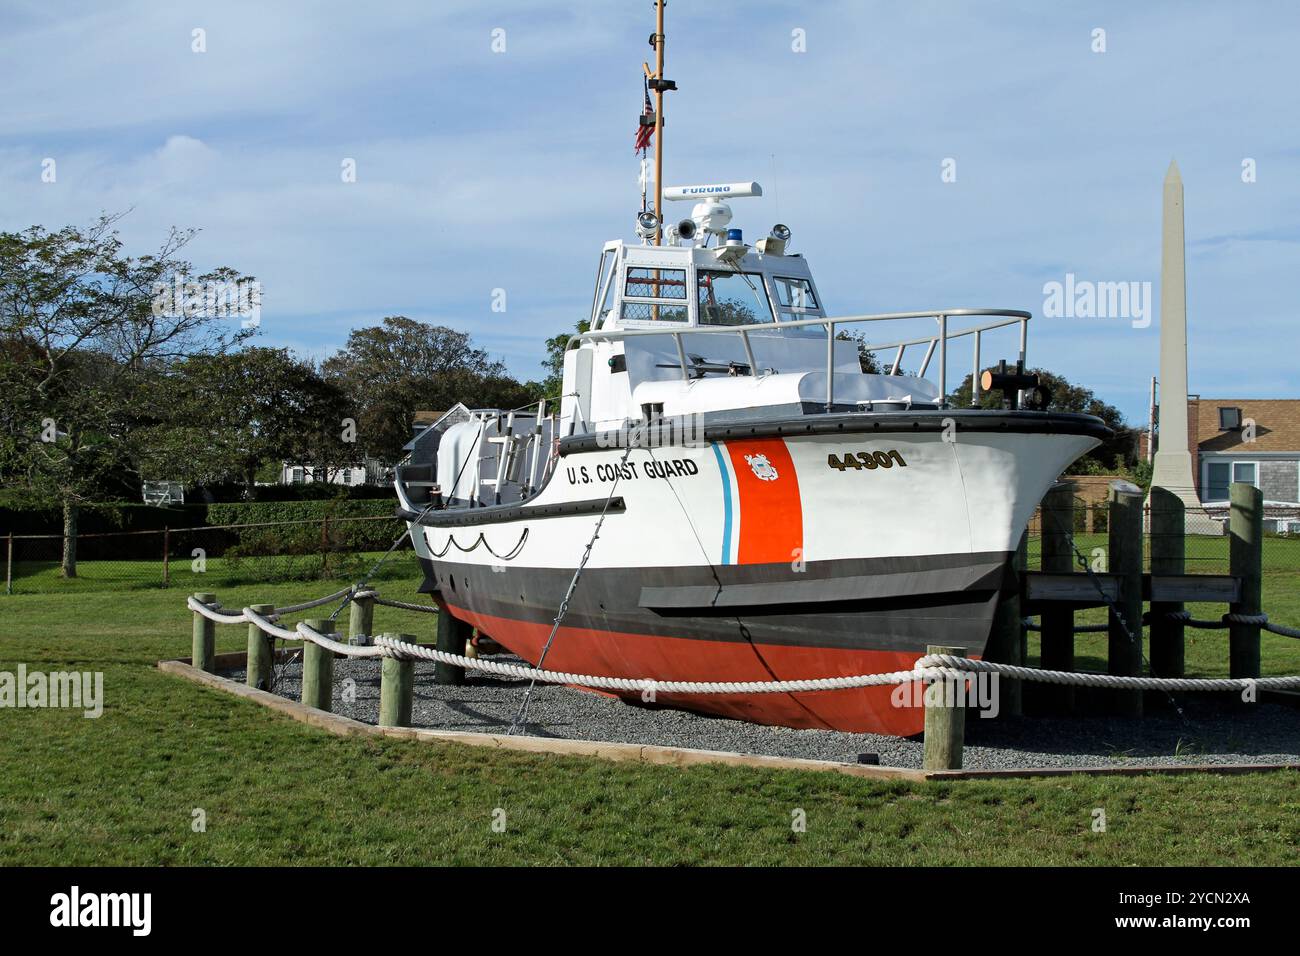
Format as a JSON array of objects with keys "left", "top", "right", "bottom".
[{"left": 574, "top": 308, "right": 1031, "bottom": 410}]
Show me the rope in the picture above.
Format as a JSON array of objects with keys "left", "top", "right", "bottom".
[
  {"left": 918, "top": 654, "right": 1300, "bottom": 693},
  {"left": 376, "top": 635, "right": 923, "bottom": 694},
  {"left": 188, "top": 593, "right": 1300, "bottom": 694},
  {"left": 273, "top": 586, "right": 358, "bottom": 616},
  {"left": 371, "top": 597, "right": 439, "bottom": 613}
]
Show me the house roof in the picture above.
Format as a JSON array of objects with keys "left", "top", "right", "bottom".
[{"left": 1192, "top": 398, "right": 1300, "bottom": 454}]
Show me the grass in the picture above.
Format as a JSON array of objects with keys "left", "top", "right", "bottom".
[
  {"left": 1025, "top": 530, "right": 1300, "bottom": 574},
  {"left": 1022, "top": 541, "right": 1300, "bottom": 678},
  {"left": 4, "top": 549, "right": 422, "bottom": 595},
  {"left": 2, "top": 581, "right": 1300, "bottom": 865}
]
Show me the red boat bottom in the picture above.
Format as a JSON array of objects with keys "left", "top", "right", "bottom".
[{"left": 446, "top": 604, "right": 936, "bottom": 736}]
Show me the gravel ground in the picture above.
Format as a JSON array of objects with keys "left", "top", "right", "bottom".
[{"left": 225, "top": 655, "right": 1300, "bottom": 771}]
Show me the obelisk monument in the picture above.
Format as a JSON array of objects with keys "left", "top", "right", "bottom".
[{"left": 1149, "top": 161, "right": 1203, "bottom": 514}]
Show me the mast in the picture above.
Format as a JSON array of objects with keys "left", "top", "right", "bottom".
[
  {"left": 646, "top": 0, "right": 675, "bottom": 245},
  {"left": 653, "top": 1, "right": 665, "bottom": 243}
]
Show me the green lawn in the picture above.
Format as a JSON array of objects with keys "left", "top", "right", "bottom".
[
  {"left": 1023, "top": 534, "right": 1300, "bottom": 678},
  {"left": 5, "top": 549, "right": 421, "bottom": 595},
  {"left": 2, "top": 581, "right": 1300, "bottom": 865}
]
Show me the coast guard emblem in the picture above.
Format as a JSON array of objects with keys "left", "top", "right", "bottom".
[{"left": 745, "top": 453, "right": 779, "bottom": 481}]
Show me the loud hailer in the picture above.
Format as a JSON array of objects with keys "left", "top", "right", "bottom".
[{"left": 568, "top": 458, "right": 700, "bottom": 484}]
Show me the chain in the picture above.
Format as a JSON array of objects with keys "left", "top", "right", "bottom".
[
  {"left": 1068, "top": 535, "right": 1186, "bottom": 719},
  {"left": 507, "top": 423, "right": 646, "bottom": 735}
]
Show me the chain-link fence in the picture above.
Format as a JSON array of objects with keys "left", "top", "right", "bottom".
[
  {"left": 2, "top": 516, "right": 418, "bottom": 595},
  {"left": 1023, "top": 494, "right": 1300, "bottom": 574}
]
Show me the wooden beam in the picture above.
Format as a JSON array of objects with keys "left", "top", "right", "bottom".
[
  {"left": 1025, "top": 572, "right": 1119, "bottom": 604},
  {"left": 1026, "top": 571, "right": 1241, "bottom": 605},
  {"left": 191, "top": 592, "right": 217, "bottom": 673},
  {"left": 1108, "top": 485, "right": 1144, "bottom": 718},
  {"left": 922, "top": 645, "right": 966, "bottom": 771},
  {"left": 1147, "top": 574, "right": 1240, "bottom": 603},
  {"left": 301, "top": 618, "right": 336, "bottom": 712},
  {"left": 1230, "top": 483, "right": 1263, "bottom": 680},
  {"left": 246, "top": 603, "right": 276, "bottom": 692},
  {"left": 1039, "top": 484, "right": 1076, "bottom": 713}
]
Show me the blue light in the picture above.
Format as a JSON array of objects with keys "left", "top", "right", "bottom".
[{"left": 726, "top": 228, "right": 743, "bottom": 243}]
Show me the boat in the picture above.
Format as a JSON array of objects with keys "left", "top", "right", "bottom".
[{"left": 394, "top": 3, "right": 1109, "bottom": 736}]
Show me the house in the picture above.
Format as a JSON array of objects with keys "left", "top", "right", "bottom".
[
  {"left": 278, "top": 458, "right": 387, "bottom": 487},
  {"left": 1187, "top": 398, "right": 1300, "bottom": 506},
  {"left": 403, "top": 405, "right": 472, "bottom": 467},
  {"left": 1142, "top": 396, "right": 1300, "bottom": 512},
  {"left": 141, "top": 480, "right": 185, "bottom": 504}
]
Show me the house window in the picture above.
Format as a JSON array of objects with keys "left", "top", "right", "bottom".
[
  {"left": 342, "top": 470, "right": 352, "bottom": 485},
  {"left": 1205, "top": 460, "right": 1257, "bottom": 502},
  {"left": 291, "top": 467, "right": 305, "bottom": 484},
  {"left": 1218, "top": 406, "right": 1242, "bottom": 430}
]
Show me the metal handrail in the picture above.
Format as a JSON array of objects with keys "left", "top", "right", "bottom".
[{"left": 572, "top": 307, "right": 1032, "bottom": 410}]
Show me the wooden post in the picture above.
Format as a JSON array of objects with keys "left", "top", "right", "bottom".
[
  {"left": 348, "top": 592, "right": 374, "bottom": 645},
  {"left": 985, "top": 547, "right": 1022, "bottom": 718},
  {"left": 320, "top": 517, "right": 330, "bottom": 576},
  {"left": 1040, "top": 483, "right": 1076, "bottom": 714},
  {"left": 246, "top": 603, "right": 277, "bottom": 691},
  {"left": 434, "top": 611, "right": 471, "bottom": 685},
  {"left": 301, "top": 617, "right": 336, "bottom": 711},
  {"left": 162, "top": 526, "right": 171, "bottom": 588},
  {"left": 191, "top": 592, "right": 217, "bottom": 673},
  {"left": 922, "top": 644, "right": 966, "bottom": 771},
  {"left": 1148, "top": 487, "right": 1185, "bottom": 679},
  {"left": 1229, "top": 482, "right": 1262, "bottom": 680},
  {"left": 1017, "top": 533, "right": 1028, "bottom": 669},
  {"left": 378, "top": 633, "right": 416, "bottom": 728},
  {"left": 1108, "top": 484, "right": 1144, "bottom": 717},
  {"left": 5, "top": 532, "right": 12, "bottom": 596}
]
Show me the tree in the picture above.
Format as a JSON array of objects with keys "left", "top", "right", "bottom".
[
  {"left": 542, "top": 320, "right": 589, "bottom": 398},
  {"left": 138, "top": 347, "right": 356, "bottom": 498},
  {"left": 947, "top": 367, "right": 1136, "bottom": 471},
  {"left": 0, "top": 216, "right": 252, "bottom": 575},
  {"left": 835, "top": 329, "right": 884, "bottom": 374},
  {"left": 323, "top": 316, "right": 538, "bottom": 463}
]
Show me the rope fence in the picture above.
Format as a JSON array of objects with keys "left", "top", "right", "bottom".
[{"left": 188, "top": 592, "right": 1300, "bottom": 697}]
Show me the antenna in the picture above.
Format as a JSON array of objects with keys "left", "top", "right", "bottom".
[{"left": 664, "top": 182, "right": 764, "bottom": 241}]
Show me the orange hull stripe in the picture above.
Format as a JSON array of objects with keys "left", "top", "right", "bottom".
[{"left": 725, "top": 438, "right": 803, "bottom": 565}]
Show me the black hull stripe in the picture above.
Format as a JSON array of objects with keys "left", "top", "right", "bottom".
[
  {"left": 559, "top": 409, "right": 1112, "bottom": 454},
  {"left": 421, "top": 552, "right": 1011, "bottom": 656},
  {"left": 402, "top": 496, "right": 625, "bottom": 529}
]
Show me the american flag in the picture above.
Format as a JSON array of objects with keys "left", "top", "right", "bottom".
[{"left": 634, "top": 80, "right": 655, "bottom": 153}]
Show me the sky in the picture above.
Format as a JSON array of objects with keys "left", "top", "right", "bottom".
[{"left": 2, "top": 0, "right": 1297, "bottom": 424}]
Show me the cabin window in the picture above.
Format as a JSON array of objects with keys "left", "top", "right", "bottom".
[
  {"left": 591, "top": 250, "right": 618, "bottom": 328},
  {"left": 622, "top": 266, "right": 689, "bottom": 322},
  {"left": 772, "top": 276, "right": 819, "bottom": 312},
  {"left": 697, "top": 270, "right": 774, "bottom": 326},
  {"left": 621, "top": 301, "right": 688, "bottom": 322},
  {"left": 625, "top": 267, "right": 688, "bottom": 299}
]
